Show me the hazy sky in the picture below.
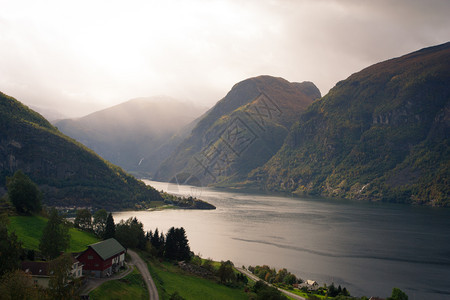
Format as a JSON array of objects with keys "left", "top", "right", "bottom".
[{"left": 1, "top": 0, "right": 449, "bottom": 118}]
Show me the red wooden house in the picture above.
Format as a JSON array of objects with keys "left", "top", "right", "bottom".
[{"left": 77, "top": 238, "right": 125, "bottom": 278}]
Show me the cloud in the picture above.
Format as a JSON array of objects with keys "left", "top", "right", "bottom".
[{"left": 0, "top": 0, "right": 449, "bottom": 117}]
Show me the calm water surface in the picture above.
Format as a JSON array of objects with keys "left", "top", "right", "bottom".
[{"left": 113, "top": 180, "right": 450, "bottom": 299}]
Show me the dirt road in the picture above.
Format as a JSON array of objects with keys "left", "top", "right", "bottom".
[{"left": 128, "top": 249, "right": 159, "bottom": 300}]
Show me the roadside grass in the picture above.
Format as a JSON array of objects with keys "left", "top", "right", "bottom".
[
  {"left": 147, "top": 258, "right": 249, "bottom": 300},
  {"left": 89, "top": 268, "right": 147, "bottom": 300},
  {"left": 278, "top": 287, "right": 329, "bottom": 299},
  {"left": 8, "top": 215, "right": 99, "bottom": 252}
]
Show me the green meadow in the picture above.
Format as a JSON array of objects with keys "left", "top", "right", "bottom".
[
  {"left": 89, "top": 268, "right": 147, "bottom": 300},
  {"left": 147, "top": 259, "right": 249, "bottom": 300},
  {"left": 8, "top": 215, "right": 99, "bottom": 252}
]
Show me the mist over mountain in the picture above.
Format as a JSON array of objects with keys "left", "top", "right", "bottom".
[
  {"left": 30, "top": 105, "right": 69, "bottom": 122},
  {"left": 154, "top": 76, "right": 320, "bottom": 186},
  {"left": 0, "top": 92, "right": 163, "bottom": 210},
  {"left": 251, "top": 42, "right": 450, "bottom": 206},
  {"left": 55, "top": 97, "right": 207, "bottom": 177}
]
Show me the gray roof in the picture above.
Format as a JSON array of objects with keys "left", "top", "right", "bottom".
[{"left": 89, "top": 238, "right": 125, "bottom": 260}]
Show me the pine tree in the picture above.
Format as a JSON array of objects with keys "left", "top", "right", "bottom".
[
  {"left": 103, "top": 213, "right": 115, "bottom": 239},
  {"left": 164, "top": 227, "right": 190, "bottom": 261}
]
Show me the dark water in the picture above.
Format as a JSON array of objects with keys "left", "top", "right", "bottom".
[{"left": 113, "top": 180, "right": 450, "bottom": 299}]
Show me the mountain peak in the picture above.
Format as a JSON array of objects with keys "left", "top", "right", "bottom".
[
  {"left": 155, "top": 76, "right": 320, "bottom": 185},
  {"left": 254, "top": 42, "right": 450, "bottom": 206}
]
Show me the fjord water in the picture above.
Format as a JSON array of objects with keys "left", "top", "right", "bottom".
[{"left": 114, "top": 180, "right": 450, "bottom": 299}]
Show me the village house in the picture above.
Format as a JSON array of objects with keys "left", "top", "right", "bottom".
[
  {"left": 297, "top": 279, "right": 319, "bottom": 291},
  {"left": 21, "top": 255, "right": 83, "bottom": 288},
  {"left": 21, "top": 261, "right": 51, "bottom": 288},
  {"left": 76, "top": 238, "right": 125, "bottom": 278}
]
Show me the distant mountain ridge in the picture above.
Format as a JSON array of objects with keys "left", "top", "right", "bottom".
[
  {"left": 0, "top": 92, "right": 163, "bottom": 210},
  {"left": 154, "top": 75, "right": 321, "bottom": 185},
  {"left": 55, "top": 97, "right": 206, "bottom": 177},
  {"left": 250, "top": 42, "right": 450, "bottom": 206}
]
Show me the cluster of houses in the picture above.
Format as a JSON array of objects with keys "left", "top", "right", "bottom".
[{"left": 20, "top": 238, "right": 126, "bottom": 288}]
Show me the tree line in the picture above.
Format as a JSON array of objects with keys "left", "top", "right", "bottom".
[{"left": 74, "top": 208, "right": 191, "bottom": 262}]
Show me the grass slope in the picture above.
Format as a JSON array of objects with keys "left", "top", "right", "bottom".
[
  {"left": 148, "top": 260, "right": 248, "bottom": 300},
  {"left": 89, "top": 268, "right": 147, "bottom": 300},
  {"left": 8, "top": 215, "right": 99, "bottom": 252}
]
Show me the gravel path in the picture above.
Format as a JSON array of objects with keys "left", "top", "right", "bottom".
[{"left": 128, "top": 249, "right": 159, "bottom": 300}]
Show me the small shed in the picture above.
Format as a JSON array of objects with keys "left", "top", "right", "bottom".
[{"left": 77, "top": 238, "right": 125, "bottom": 278}]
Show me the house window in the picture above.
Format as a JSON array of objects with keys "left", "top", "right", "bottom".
[{"left": 88, "top": 255, "right": 93, "bottom": 260}]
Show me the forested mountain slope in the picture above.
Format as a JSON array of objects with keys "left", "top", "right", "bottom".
[
  {"left": 0, "top": 92, "right": 163, "bottom": 210},
  {"left": 251, "top": 42, "right": 450, "bottom": 206}
]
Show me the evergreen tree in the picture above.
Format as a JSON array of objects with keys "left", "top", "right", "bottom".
[
  {"left": 39, "top": 208, "right": 70, "bottom": 260},
  {"left": 150, "top": 228, "right": 165, "bottom": 254},
  {"left": 164, "top": 227, "right": 177, "bottom": 260},
  {"left": 103, "top": 213, "right": 115, "bottom": 239},
  {"left": 150, "top": 228, "right": 158, "bottom": 246},
  {"left": 146, "top": 230, "right": 153, "bottom": 241},
  {"left": 164, "top": 227, "right": 190, "bottom": 261},
  {"left": 158, "top": 231, "right": 165, "bottom": 257},
  {"left": 6, "top": 170, "right": 42, "bottom": 215}
]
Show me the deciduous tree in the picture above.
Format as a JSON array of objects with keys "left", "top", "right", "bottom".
[
  {"left": 115, "top": 217, "right": 146, "bottom": 249},
  {"left": 74, "top": 209, "right": 92, "bottom": 231},
  {"left": 39, "top": 208, "right": 70, "bottom": 260},
  {"left": 217, "top": 260, "right": 236, "bottom": 284},
  {"left": 93, "top": 209, "right": 107, "bottom": 237},
  {"left": 49, "top": 253, "right": 79, "bottom": 300},
  {"left": 387, "top": 288, "right": 408, "bottom": 300},
  {"left": 6, "top": 170, "right": 42, "bottom": 215},
  {"left": 0, "top": 270, "right": 39, "bottom": 299}
]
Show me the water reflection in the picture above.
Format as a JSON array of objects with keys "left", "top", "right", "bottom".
[{"left": 112, "top": 180, "right": 450, "bottom": 299}]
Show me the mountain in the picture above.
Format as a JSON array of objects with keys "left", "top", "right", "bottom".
[
  {"left": 251, "top": 42, "right": 450, "bottom": 206},
  {"left": 155, "top": 76, "right": 321, "bottom": 186},
  {"left": 54, "top": 97, "right": 206, "bottom": 177},
  {"left": 0, "top": 92, "right": 163, "bottom": 210}
]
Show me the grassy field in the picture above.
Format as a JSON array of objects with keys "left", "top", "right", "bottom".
[
  {"left": 147, "top": 259, "right": 249, "bottom": 300},
  {"left": 89, "top": 268, "right": 148, "bottom": 300},
  {"left": 8, "top": 215, "right": 99, "bottom": 252}
]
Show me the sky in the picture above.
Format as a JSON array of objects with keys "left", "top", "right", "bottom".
[{"left": 1, "top": 0, "right": 449, "bottom": 118}]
